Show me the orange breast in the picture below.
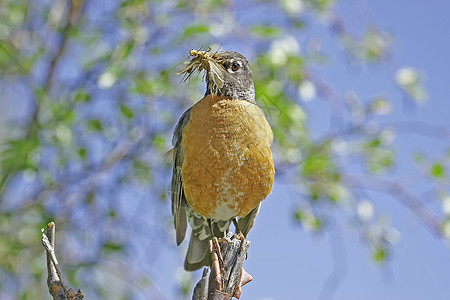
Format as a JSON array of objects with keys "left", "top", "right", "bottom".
[{"left": 181, "top": 95, "right": 274, "bottom": 220}]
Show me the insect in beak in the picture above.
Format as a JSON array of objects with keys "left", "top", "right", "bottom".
[{"left": 176, "top": 47, "right": 228, "bottom": 95}]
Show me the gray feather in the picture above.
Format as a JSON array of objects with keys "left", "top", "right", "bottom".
[
  {"left": 238, "top": 204, "right": 261, "bottom": 237},
  {"left": 184, "top": 231, "right": 212, "bottom": 271},
  {"left": 171, "top": 108, "right": 191, "bottom": 245},
  {"left": 185, "top": 206, "right": 230, "bottom": 271}
]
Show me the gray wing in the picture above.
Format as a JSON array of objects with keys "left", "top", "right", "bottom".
[{"left": 171, "top": 108, "right": 191, "bottom": 245}]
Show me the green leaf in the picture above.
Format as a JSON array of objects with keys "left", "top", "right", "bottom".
[
  {"left": 0, "top": 138, "right": 39, "bottom": 176},
  {"left": 373, "top": 246, "right": 387, "bottom": 263},
  {"left": 103, "top": 242, "right": 123, "bottom": 254},
  {"left": 78, "top": 148, "right": 87, "bottom": 159},
  {"left": 183, "top": 24, "right": 210, "bottom": 37},
  {"left": 379, "top": 151, "right": 393, "bottom": 168},
  {"left": 120, "top": 103, "right": 134, "bottom": 119},
  {"left": 365, "top": 138, "right": 381, "bottom": 149},
  {"left": 152, "top": 135, "right": 166, "bottom": 151},
  {"left": 87, "top": 119, "right": 103, "bottom": 131},
  {"left": 310, "top": 217, "right": 322, "bottom": 230},
  {"left": 305, "top": 0, "right": 335, "bottom": 11},
  {"left": 74, "top": 90, "right": 90, "bottom": 103},
  {"left": 250, "top": 25, "right": 280, "bottom": 38},
  {"left": 116, "top": 40, "right": 134, "bottom": 60},
  {"left": 130, "top": 73, "right": 153, "bottom": 94},
  {"left": 294, "top": 210, "right": 303, "bottom": 221},
  {"left": 302, "top": 151, "right": 334, "bottom": 178},
  {"left": 120, "top": 0, "right": 147, "bottom": 8},
  {"left": 430, "top": 163, "right": 444, "bottom": 178}
]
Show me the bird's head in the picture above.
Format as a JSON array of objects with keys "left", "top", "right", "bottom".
[{"left": 177, "top": 49, "right": 255, "bottom": 103}]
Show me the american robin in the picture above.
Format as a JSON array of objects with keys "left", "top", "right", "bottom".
[{"left": 171, "top": 49, "right": 274, "bottom": 271}]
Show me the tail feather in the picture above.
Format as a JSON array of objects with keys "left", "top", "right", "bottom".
[
  {"left": 238, "top": 204, "right": 261, "bottom": 237},
  {"left": 184, "top": 231, "right": 212, "bottom": 271}
]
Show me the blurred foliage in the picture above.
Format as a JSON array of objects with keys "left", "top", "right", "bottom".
[{"left": 0, "top": 0, "right": 448, "bottom": 299}]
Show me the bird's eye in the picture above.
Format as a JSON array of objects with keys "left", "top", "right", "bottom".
[{"left": 231, "top": 62, "right": 240, "bottom": 71}]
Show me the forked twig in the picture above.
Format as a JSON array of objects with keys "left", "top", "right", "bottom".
[{"left": 41, "top": 222, "right": 84, "bottom": 300}]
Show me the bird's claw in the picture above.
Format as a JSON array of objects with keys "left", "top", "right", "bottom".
[{"left": 209, "top": 237, "right": 225, "bottom": 289}]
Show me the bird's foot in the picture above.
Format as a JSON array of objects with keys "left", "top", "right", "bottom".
[
  {"left": 231, "top": 218, "right": 246, "bottom": 250},
  {"left": 232, "top": 231, "right": 245, "bottom": 243},
  {"left": 217, "top": 236, "right": 230, "bottom": 245},
  {"left": 209, "top": 237, "right": 225, "bottom": 289}
]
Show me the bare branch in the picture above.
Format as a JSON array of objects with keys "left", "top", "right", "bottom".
[
  {"left": 43, "top": 222, "right": 67, "bottom": 299},
  {"left": 41, "top": 222, "right": 84, "bottom": 300},
  {"left": 343, "top": 174, "right": 442, "bottom": 235},
  {"left": 26, "top": 0, "right": 84, "bottom": 139},
  {"left": 318, "top": 218, "right": 348, "bottom": 300},
  {"left": 193, "top": 233, "right": 252, "bottom": 300},
  {"left": 380, "top": 120, "right": 450, "bottom": 139}
]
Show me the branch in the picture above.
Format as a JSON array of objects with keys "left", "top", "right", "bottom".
[
  {"left": 41, "top": 222, "right": 84, "bottom": 300},
  {"left": 193, "top": 233, "right": 253, "bottom": 300},
  {"left": 318, "top": 218, "right": 347, "bottom": 300},
  {"left": 26, "top": 0, "right": 84, "bottom": 139},
  {"left": 380, "top": 120, "right": 450, "bottom": 139},
  {"left": 343, "top": 174, "right": 442, "bottom": 235}
]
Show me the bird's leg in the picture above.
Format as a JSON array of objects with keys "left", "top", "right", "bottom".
[
  {"left": 232, "top": 218, "right": 245, "bottom": 241},
  {"left": 208, "top": 219, "right": 225, "bottom": 288},
  {"left": 209, "top": 239, "right": 223, "bottom": 290},
  {"left": 232, "top": 218, "right": 246, "bottom": 254},
  {"left": 231, "top": 217, "right": 250, "bottom": 296},
  {"left": 231, "top": 219, "right": 248, "bottom": 257},
  {"left": 217, "top": 230, "right": 229, "bottom": 245},
  {"left": 208, "top": 219, "right": 224, "bottom": 266}
]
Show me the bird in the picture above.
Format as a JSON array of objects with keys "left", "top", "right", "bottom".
[{"left": 170, "top": 48, "right": 274, "bottom": 271}]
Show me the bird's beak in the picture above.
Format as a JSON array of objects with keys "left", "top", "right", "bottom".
[{"left": 177, "top": 49, "right": 227, "bottom": 94}]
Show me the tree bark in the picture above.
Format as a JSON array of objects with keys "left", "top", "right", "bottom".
[{"left": 192, "top": 233, "right": 252, "bottom": 300}]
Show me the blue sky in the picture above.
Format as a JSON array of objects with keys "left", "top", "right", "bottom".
[
  {"left": 241, "top": 1, "right": 450, "bottom": 300},
  {"left": 214, "top": 1, "right": 450, "bottom": 299}
]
